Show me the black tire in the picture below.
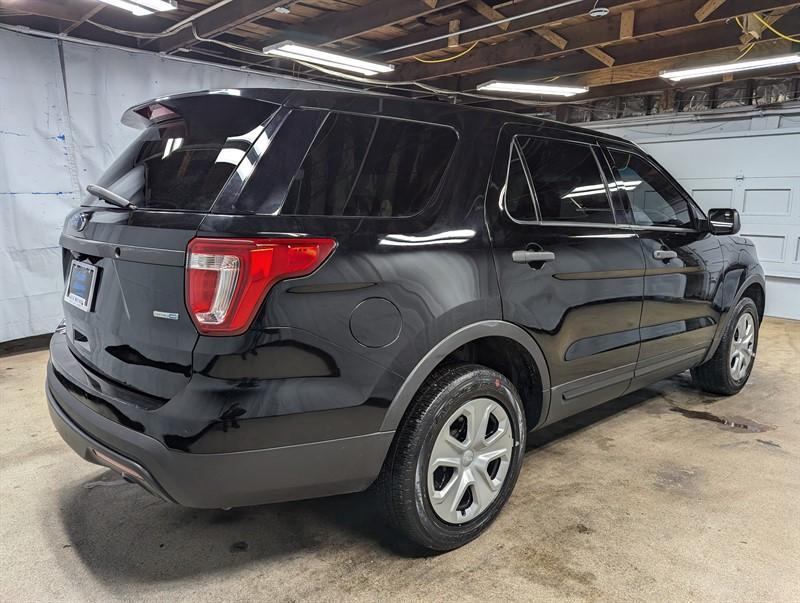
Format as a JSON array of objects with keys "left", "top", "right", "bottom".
[
  {"left": 378, "top": 363, "right": 526, "bottom": 551},
  {"left": 691, "top": 296, "right": 760, "bottom": 395}
]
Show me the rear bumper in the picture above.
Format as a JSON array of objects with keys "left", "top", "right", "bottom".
[{"left": 46, "top": 360, "right": 394, "bottom": 508}]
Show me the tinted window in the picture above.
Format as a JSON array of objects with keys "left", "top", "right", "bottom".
[
  {"left": 504, "top": 143, "right": 537, "bottom": 221},
  {"left": 516, "top": 137, "right": 614, "bottom": 223},
  {"left": 90, "top": 96, "right": 278, "bottom": 212},
  {"left": 610, "top": 150, "right": 693, "bottom": 228},
  {"left": 281, "top": 112, "right": 457, "bottom": 217},
  {"left": 223, "top": 109, "right": 328, "bottom": 215}
]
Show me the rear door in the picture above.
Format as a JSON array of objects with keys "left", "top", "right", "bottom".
[
  {"left": 60, "top": 94, "right": 279, "bottom": 399},
  {"left": 487, "top": 126, "right": 645, "bottom": 424},
  {"left": 603, "top": 146, "right": 723, "bottom": 387}
]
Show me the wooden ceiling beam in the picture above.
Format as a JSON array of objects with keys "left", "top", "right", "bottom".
[
  {"left": 695, "top": 0, "right": 728, "bottom": 22},
  {"left": 396, "top": 0, "right": 800, "bottom": 82},
  {"left": 575, "top": 38, "right": 792, "bottom": 86},
  {"left": 584, "top": 46, "right": 616, "bottom": 66},
  {"left": 532, "top": 27, "right": 568, "bottom": 50},
  {"left": 153, "top": 1, "right": 291, "bottom": 53},
  {"left": 8, "top": 0, "right": 104, "bottom": 23},
  {"left": 619, "top": 9, "right": 635, "bottom": 38},
  {"left": 61, "top": 5, "right": 104, "bottom": 35},
  {"left": 377, "top": 0, "right": 638, "bottom": 62},
  {"left": 259, "top": 0, "right": 468, "bottom": 47},
  {"left": 468, "top": 0, "right": 509, "bottom": 31},
  {"left": 456, "top": 14, "right": 799, "bottom": 90}
]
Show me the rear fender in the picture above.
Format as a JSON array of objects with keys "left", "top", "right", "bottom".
[{"left": 379, "top": 320, "right": 551, "bottom": 432}]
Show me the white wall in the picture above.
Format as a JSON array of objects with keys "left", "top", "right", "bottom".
[
  {"left": 0, "top": 28, "right": 340, "bottom": 342},
  {"left": 588, "top": 106, "right": 800, "bottom": 320}
]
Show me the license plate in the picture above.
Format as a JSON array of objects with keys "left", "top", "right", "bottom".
[{"left": 64, "top": 260, "right": 99, "bottom": 312}]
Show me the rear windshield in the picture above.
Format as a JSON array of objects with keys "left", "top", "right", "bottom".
[{"left": 86, "top": 96, "right": 278, "bottom": 212}]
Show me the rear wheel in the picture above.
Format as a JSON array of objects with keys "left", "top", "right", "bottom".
[
  {"left": 378, "top": 364, "right": 526, "bottom": 551},
  {"left": 692, "top": 296, "right": 759, "bottom": 395}
]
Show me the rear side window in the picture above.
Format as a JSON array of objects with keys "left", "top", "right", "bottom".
[
  {"left": 90, "top": 96, "right": 278, "bottom": 212},
  {"left": 609, "top": 149, "right": 694, "bottom": 228},
  {"left": 281, "top": 112, "right": 457, "bottom": 217},
  {"left": 515, "top": 137, "right": 615, "bottom": 224}
]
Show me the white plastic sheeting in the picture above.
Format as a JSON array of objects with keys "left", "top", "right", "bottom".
[{"left": 0, "top": 28, "right": 337, "bottom": 342}]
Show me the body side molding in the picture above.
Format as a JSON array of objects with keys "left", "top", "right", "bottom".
[{"left": 379, "top": 320, "right": 551, "bottom": 432}]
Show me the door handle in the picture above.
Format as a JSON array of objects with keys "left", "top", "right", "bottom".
[
  {"left": 512, "top": 250, "right": 556, "bottom": 264},
  {"left": 653, "top": 249, "right": 677, "bottom": 260}
]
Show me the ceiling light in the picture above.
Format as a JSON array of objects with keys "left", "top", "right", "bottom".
[
  {"left": 98, "top": 0, "right": 151, "bottom": 15},
  {"left": 660, "top": 52, "right": 800, "bottom": 82},
  {"left": 477, "top": 81, "right": 588, "bottom": 97},
  {"left": 98, "top": 0, "right": 176, "bottom": 15},
  {"left": 262, "top": 41, "right": 395, "bottom": 76},
  {"left": 130, "top": 0, "right": 176, "bottom": 11},
  {"left": 588, "top": 1, "right": 609, "bottom": 17},
  {"left": 274, "top": 6, "right": 291, "bottom": 14}
]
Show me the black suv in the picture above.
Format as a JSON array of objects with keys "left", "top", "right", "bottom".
[{"left": 47, "top": 88, "right": 764, "bottom": 551}]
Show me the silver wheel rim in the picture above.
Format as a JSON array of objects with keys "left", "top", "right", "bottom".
[
  {"left": 730, "top": 312, "right": 755, "bottom": 381},
  {"left": 427, "top": 397, "right": 514, "bottom": 524}
]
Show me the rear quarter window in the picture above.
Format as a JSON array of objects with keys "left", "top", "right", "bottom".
[{"left": 280, "top": 112, "right": 458, "bottom": 217}]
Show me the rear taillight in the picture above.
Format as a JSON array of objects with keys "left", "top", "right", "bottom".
[{"left": 185, "top": 237, "right": 336, "bottom": 335}]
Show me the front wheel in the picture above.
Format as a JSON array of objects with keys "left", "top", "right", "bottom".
[
  {"left": 692, "top": 296, "right": 759, "bottom": 395},
  {"left": 378, "top": 363, "right": 526, "bottom": 551}
]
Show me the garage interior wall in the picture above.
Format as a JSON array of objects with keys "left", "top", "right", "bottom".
[
  {"left": 0, "top": 29, "right": 337, "bottom": 343},
  {"left": 588, "top": 108, "right": 800, "bottom": 320}
]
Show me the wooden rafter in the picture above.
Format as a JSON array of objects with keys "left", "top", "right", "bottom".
[
  {"left": 468, "top": 0, "right": 509, "bottom": 31},
  {"left": 695, "top": 0, "right": 728, "bottom": 22},
  {"left": 378, "top": 0, "right": 636, "bottom": 62},
  {"left": 396, "top": 0, "right": 800, "bottom": 81},
  {"left": 259, "top": 0, "right": 469, "bottom": 47},
  {"left": 153, "top": 1, "right": 291, "bottom": 53},
  {"left": 448, "top": 19, "right": 461, "bottom": 48},
  {"left": 456, "top": 15, "right": 800, "bottom": 91},
  {"left": 584, "top": 46, "right": 616, "bottom": 67},
  {"left": 620, "top": 9, "right": 635, "bottom": 39},
  {"left": 532, "top": 27, "right": 568, "bottom": 50}
]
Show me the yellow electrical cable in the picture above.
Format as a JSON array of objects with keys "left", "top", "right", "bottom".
[
  {"left": 734, "top": 42, "right": 756, "bottom": 61},
  {"left": 413, "top": 41, "right": 479, "bottom": 63},
  {"left": 752, "top": 12, "right": 800, "bottom": 43}
]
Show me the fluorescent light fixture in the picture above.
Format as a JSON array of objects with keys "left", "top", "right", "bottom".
[
  {"left": 98, "top": 0, "right": 176, "bottom": 15},
  {"left": 99, "top": 0, "right": 151, "bottom": 15},
  {"left": 130, "top": 0, "right": 177, "bottom": 11},
  {"left": 660, "top": 52, "right": 800, "bottom": 82},
  {"left": 262, "top": 41, "right": 395, "bottom": 76},
  {"left": 477, "top": 81, "right": 588, "bottom": 97}
]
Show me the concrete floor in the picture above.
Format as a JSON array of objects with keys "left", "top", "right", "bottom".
[{"left": 1, "top": 317, "right": 799, "bottom": 602}]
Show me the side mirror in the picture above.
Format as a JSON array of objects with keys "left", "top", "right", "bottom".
[{"left": 707, "top": 208, "right": 741, "bottom": 235}]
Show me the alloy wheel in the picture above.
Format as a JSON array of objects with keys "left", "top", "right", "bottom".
[{"left": 730, "top": 312, "right": 755, "bottom": 381}]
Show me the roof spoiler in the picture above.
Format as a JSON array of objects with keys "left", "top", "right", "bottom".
[{"left": 120, "top": 89, "right": 250, "bottom": 129}]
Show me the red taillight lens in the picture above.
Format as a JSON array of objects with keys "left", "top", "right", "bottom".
[{"left": 186, "top": 237, "right": 336, "bottom": 335}]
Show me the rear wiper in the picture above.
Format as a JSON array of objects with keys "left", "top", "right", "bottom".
[{"left": 86, "top": 184, "right": 136, "bottom": 210}]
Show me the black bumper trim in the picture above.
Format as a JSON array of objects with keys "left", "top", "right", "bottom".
[{"left": 47, "top": 362, "right": 395, "bottom": 508}]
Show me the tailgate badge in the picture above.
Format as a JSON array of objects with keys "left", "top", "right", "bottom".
[{"left": 153, "top": 311, "right": 179, "bottom": 321}]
